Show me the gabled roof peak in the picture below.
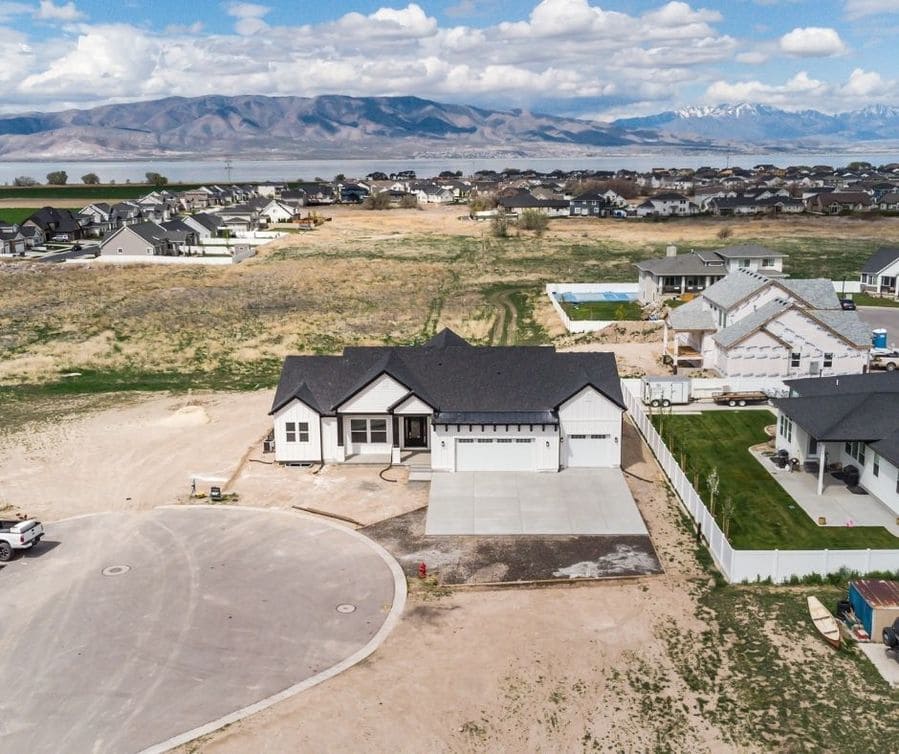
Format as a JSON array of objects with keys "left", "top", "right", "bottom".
[{"left": 423, "top": 328, "right": 471, "bottom": 349}]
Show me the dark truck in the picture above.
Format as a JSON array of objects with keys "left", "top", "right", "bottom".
[{"left": 0, "top": 519, "right": 44, "bottom": 561}]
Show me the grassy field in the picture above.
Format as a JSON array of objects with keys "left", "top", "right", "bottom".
[
  {"left": 0, "top": 207, "right": 38, "bottom": 224},
  {"left": 1, "top": 207, "right": 899, "bottom": 398},
  {"left": 561, "top": 299, "right": 642, "bottom": 321},
  {"left": 653, "top": 411, "right": 899, "bottom": 549}
]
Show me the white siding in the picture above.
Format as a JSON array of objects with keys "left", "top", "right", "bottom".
[
  {"left": 836, "top": 442, "right": 899, "bottom": 516},
  {"left": 431, "top": 423, "right": 559, "bottom": 472},
  {"left": 338, "top": 373, "right": 408, "bottom": 413},
  {"left": 557, "top": 387, "right": 623, "bottom": 468},
  {"left": 273, "top": 399, "right": 321, "bottom": 463},
  {"left": 394, "top": 395, "right": 433, "bottom": 415}
]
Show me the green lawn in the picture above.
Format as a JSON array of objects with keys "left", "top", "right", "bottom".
[
  {"left": 853, "top": 292, "right": 899, "bottom": 307},
  {"left": 653, "top": 411, "right": 899, "bottom": 550},
  {"left": 0, "top": 207, "right": 38, "bottom": 224},
  {"left": 560, "top": 299, "right": 642, "bottom": 321}
]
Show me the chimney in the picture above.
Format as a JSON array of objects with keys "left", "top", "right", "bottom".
[{"left": 666, "top": 244, "right": 677, "bottom": 257}]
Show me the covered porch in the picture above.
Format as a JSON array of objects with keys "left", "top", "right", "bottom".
[
  {"left": 342, "top": 413, "right": 433, "bottom": 466},
  {"left": 751, "top": 446, "right": 899, "bottom": 536}
]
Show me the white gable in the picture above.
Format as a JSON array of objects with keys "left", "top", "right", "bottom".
[
  {"left": 393, "top": 394, "right": 433, "bottom": 415},
  {"left": 337, "top": 373, "right": 408, "bottom": 413},
  {"left": 558, "top": 386, "right": 622, "bottom": 422}
]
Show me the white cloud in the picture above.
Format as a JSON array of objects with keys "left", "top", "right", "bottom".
[
  {"left": 844, "top": 0, "right": 899, "bottom": 19},
  {"left": 779, "top": 27, "right": 846, "bottom": 57},
  {"left": 736, "top": 51, "right": 768, "bottom": 64},
  {"left": 705, "top": 69, "right": 899, "bottom": 111},
  {"left": 225, "top": 2, "right": 270, "bottom": 35},
  {"left": 34, "top": 0, "right": 84, "bottom": 21},
  {"left": 0, "top": 2, "right": 30, "bottom": 22}
]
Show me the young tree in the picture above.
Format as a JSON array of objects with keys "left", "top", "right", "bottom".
[
  {"left": 46, "top": 170, "right": 68, "bottom": 185},
  {"left": 145, "top": 172, "right": 168, "bottom": 187},
  {"left": 13, "top": 176, "right": 38, "bottom": 186},
  {"left": 334, "top": 173, "right": 346, "bottom": 183},
  {"left": 362, "top": 191, "right": 392, "bottom": 210},
  {"left": 706, "top": 466, "right": 720, "bottom": 515},
  {"left": 721, "top": 496, "right": 737, "bottom": 539},
  {"left": 81, "top": 173, "right": 100, "bottom": 185},
  {"left": 491, "top": 211, "right": 510, "bottom": 238},
  {"left": 399, "top": 194, "right": 419, "bottom": 209}
]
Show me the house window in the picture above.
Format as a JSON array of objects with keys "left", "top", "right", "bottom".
[
  {"left": 873, "top": 454, "right": 879, "bottom": 477},
  {"left": 741, "top": 258, "right": 751, "bottom": 268},
  {"left": 349, "top": 418, "right": 387, "bottom": 444},
  {"left": 297, "top": 422, "right": 309, "bottom": 442},
  {"left": 790, "top": 352, "right": 801, "bottom": 367},
  {"left": 779, "top": 414, "right": 792, "bottom": 443},
  {"left": 846, "top": 441, "right": 866, "bottom": 466},
  {"left": 823, "top": 353, "right": 833, "bottom": 368},
  {"left": 285, "top": 422, "right": 296, "bottom": 442},
  {"left": 117, "top": 247, "right": 123, "bottom": 254}
]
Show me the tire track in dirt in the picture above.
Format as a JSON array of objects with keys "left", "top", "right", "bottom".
[{"left": 487, "top": 288, "right": 518, "bottom": 345}]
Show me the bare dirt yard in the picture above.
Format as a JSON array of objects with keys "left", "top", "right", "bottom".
[{"left": 2, "top": 205, "right": 899, "bottom": 387}]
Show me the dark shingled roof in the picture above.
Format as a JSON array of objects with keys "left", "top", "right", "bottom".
[
  {"left": 773, "top": 372, "right": 899, "bottom": 466},
  {"left": 861, "top": 246, "right": 899, "bottom": 275},
  {"left": 270, "top": 329, "right": 623, "bottom": 421}
]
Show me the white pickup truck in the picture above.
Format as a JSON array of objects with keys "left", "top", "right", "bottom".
[{"left": 0, "top": 519, "right": 44, "bottom": 561}]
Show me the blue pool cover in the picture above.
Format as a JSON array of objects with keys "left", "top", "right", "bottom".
[{"left": 558, "top": 291, "right": 638, "bottom": 303}]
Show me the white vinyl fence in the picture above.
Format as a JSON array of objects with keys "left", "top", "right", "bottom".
[
  {"left": 545, "top": 282, "right": 645, "bottom": 334},
  {"left": 622, "top": 384, "right": 899, "bottom": 582}
]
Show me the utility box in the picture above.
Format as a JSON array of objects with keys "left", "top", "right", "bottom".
[
  {"left": 849, "top": 580, "right": 899, "bottom": 643},
  {"left": 641, "top": 376, "right": 691, "bottom": 407}
]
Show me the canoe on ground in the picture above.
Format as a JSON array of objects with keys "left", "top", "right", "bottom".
[{"left": 807, "top": 596, "right": 841, "bottom": 649}]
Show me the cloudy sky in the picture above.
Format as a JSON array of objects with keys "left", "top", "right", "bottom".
[{"left": 2, "top": 0, "right": 898, "bottom": 118}]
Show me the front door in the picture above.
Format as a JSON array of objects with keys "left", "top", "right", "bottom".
[{"left": 403, "top": 416, "right": 428, "bottom": 448}]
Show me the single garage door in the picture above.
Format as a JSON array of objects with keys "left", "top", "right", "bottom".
[
  {"left": 564, "top": 433, "right": 613, "bottom": 468},
  {"left": 455, "top": 437, "right": 536, "bottom": 472}
]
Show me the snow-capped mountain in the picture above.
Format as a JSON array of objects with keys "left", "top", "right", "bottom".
[{"left": 613, "top": 103, "right": 899, "bottom": 146}]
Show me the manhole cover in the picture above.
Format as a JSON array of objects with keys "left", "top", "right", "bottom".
[
  {"left": 336, "top": 603, "right": 356, "bottom": 614},
  {"left": 101, "top": 565, "right": 131, "bottom": 577}
]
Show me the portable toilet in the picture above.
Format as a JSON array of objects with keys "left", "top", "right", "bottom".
[
  {"left": 848, "top": 580, "right": 899, "bottom": 642},
  {"left": 872, "top": 328, "right": 888, "bottom": 349}
]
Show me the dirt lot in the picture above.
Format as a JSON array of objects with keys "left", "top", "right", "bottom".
[{"left": 2, "top": 205, "right": 898, "bottom": 386}]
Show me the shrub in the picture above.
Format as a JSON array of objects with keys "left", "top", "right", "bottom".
[
  {"left": 717, "top": 225, "right": 733, "bottom": 240},
  {"left": 517, "top": 209, "right": 549, "bottom": 235},
  {"left": 491, "top": 212, "right": 509, "bottom": 238},
  {"left": 362, "top": 192, "right": 393, "bottom": 210}
]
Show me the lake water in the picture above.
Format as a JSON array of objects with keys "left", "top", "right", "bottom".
[{"left": 2, "top": 151, "right": 899, "bottom": 184}]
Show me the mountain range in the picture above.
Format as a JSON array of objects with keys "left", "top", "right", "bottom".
[
  {"left": 3, "top": 96, "right": 899, "bottom": 160},
  {"left": 0, "top": 95, "right": 660, "bottom": 160},
  {"left": 611, "top": 103, "right": 899, "bottom": 148}
]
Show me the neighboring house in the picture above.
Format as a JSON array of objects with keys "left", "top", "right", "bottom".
[
  {"left": 338, "top": 183, "right": 370, "bottom": 204},
  {"left": 636, "top": 244, "right": 787, "bottom": 303},
  {"left": 772, "top": 372, "right": 899, "bottom": 514},
  {"left": 859, "top": 247, "right": 899, "bottom": 298},
  {"left": 294, "top": 183, "right": 335, "bottom": 205},
  {"left": 569, "top": 191, "right": 609, "bottom": 217},
  {"left": 0, "top": 228, "right": 26, "bottom": 255},
  {"left": 159, "top": 219, "right": 199, "bottom": 249},
  {"left": 258, "top": 199, "right": 297, "bottom": 224},
  {"left": 497, "top": 194, "right": 570, "bottom": 217},
  {"left": 807, "top": 192, "right": 873, "bottom": 214},
  {"left": 269, "top": 329, "right": 625, "bottom": 472},
  {"left": 412, "top": 183, "right": 454, "bottom": 204},
  {"left": 214, "top": 203, "right": 260, "bottom": 232},
  {"left": 23, "top": 207, "right": 84, "bottom": 241},
  {"left": 634, "top": 193, "right": 698, "bottom": 217},
  {"left": 18, "top": 224, "right": 44, "bottom": 248},
  {"left": 878, "top": 192, "right": 899, "bottom": 211},
  {"left": 182, "top": 212, "right": 225, "bottom": 239},
  {"left": 78, "top": 203, "right": 114, "bottom": 236},
  {"left": 180, "top": 186, "right": 217, "bottom": 210},
  {"left": 667, "top": 269, "right": 870, "bottom": 377},
  {"left": 256, "top": 183, "right": 287, "bottom": 198},
  {"left": 99, "top": 221, "right": 177, "bottom": 256}
]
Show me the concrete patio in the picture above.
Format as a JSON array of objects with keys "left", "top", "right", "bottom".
[
  {"left": 426, "top": 469, "right": 648, "bottom": 536},
  {"left": 751, "top": 448, "right": 899, "bottom": 537}
]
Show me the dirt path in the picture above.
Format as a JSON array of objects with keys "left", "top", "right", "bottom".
[{"left": 487, "top": 288, "right": 517, "bottom": 345}]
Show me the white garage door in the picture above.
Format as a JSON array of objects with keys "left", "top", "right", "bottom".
[
  {"left": 564, "top": 433, "right": 614, "bottom": 468},
  {"left": 455, "top": 437, "right": 536, "bottom": 472}
]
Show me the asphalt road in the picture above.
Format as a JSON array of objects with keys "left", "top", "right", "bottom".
[
  {"left": 0, "top": 507, "right": 401, "bottom": 754},
  {"left": 858, "top": 305, "right": 899, "bottom": 341},
  {"left": 36, "top": 245, "right": 99, "bottom": 262}
]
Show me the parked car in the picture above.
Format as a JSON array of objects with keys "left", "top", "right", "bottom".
[
  {"left": 0, "top": 519, "right": 44, "bottom": 561},
  {"left": 839, "top": 299, "right": 856, "bottom": 310}
]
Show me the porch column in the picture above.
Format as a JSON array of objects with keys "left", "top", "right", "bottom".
[
  {"left": 680, "top": 276, "right": 686, "bottom": 294},
  {"left": 663, "top": 322, "right": 669, "bottom": 355},
  {"left": 817, "top": 444, "right": 826, "bottom": 496}
]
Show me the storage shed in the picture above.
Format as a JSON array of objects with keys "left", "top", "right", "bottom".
[{"left": 848, "top": 580, "right": 899, "bottom": 642}]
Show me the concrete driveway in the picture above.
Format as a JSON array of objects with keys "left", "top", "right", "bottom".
[
  {"left": 0, "top": 506, "right": 404, "bottom": 754},
  {"left": 426, "top": 469, "right": 648, "bottom": 536}
]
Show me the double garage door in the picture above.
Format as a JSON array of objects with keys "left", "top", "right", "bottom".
[{"left": 455, "top": 437, "right": 536, "bottom": 472}]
